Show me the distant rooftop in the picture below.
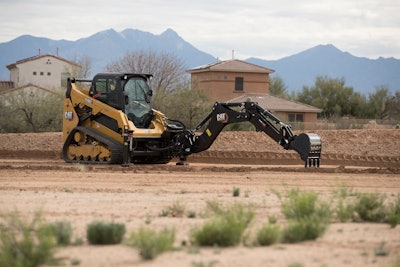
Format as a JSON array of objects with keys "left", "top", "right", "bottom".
[
  {"left": 7, "top": 53, "right": 79, "bottom": 70},
  {"left": 187, "top": 59, "right": 274, "bottom": 74}
]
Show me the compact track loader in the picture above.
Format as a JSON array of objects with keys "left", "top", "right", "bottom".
[{"left": 62, "top": 73, "right": 322, "bottom": 167}]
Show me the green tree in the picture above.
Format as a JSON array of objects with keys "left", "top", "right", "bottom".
[
  {"left": 269, "top": 76, "right": 289, "bottom": 99},
  {"left": 366, "top": 85, "right": 391, "bottom": 119},
  {"left": 349, "top": 92, "right": 368, "bottom": 118},
  {"left": 296, "top": 76, "right": 356, "bottom": 118},
  {"left": 384, "top": 90, "right": 400, "bottom": 121}
]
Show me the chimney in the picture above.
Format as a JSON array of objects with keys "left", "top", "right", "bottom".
[
  {"left": 38, "top": 48, "right": 41, "bottom": 55},
  {"left": 56, "top": 47, "right": 59, "bottom": 56}
]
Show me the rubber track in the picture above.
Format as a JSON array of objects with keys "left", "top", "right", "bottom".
[{"left": 62, "top": 126, "right": 123, "bottom": 164}]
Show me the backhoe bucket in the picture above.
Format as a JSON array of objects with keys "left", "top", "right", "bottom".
[{"left": 289, "top": 133, "right": 322, "bottom": 167}]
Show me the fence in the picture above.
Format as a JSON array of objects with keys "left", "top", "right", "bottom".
[{"left": 290, "top": 117, "right": 399, "bottom": 131}]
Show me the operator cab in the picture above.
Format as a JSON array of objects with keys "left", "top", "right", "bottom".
[
  {"left": 90, "top": 73, "right": 154, "bottom": 129},
  {"left": 123, "top": 74, "right": 154, "bottom": 128}
]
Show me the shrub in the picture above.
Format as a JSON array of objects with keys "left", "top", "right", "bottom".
[
  {"left": 49, "top": 221, "right": 73, "bottom": 246},
  {"left": 128, "top": 227, "right": 175, "bottom": 260},
  {"left": 0, "top": 211, "right": 61, "bottom": 267},
  {"left": 256, "top": 224, "right": 280, "bottom": 246},
  {"left": 233, "top": 187, "right": 240, "bottom": 197},
  {"left": 168, "top": 200, "right": 186, "bottom": 217},
  {"left": 387, "top": 194, "right": 400, "bottom": 227},
  {"left": 282, "top": 189, "right": 330, "bottom": 220},
  {"left": 281, "top": 215, "right": 329, "bottom": 243},
  {"left": 336, "top": 200, "right": 355, "bottom": 222},
  {"left": 353, "top": 193, "right": 387, "bottom": 222},
  {"left": 191, "top": 203, "right": 254, "bottom": 247},
  {"left": 160, "top": 200, "right": 186, "bottom": 217},
  {"left": 86, "top": 221, "right": 126, "bottom": 245},
  {"left": 280, "top": 189, "right": 331, "bottom": 243},
  {"left": 204, "top": 200, "right": 224, "bottom": 216}
]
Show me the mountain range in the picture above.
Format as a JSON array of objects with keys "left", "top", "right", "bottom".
[{"left": 1, "top": 28, "right": 399, "bottom": 95}]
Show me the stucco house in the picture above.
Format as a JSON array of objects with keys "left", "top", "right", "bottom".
[
  {"left": 5, "top": 54, "right": 80, "bottom": 89},
  {"left": 187, "top": 59, "right": 322, "bottom": 128},
  {"left": 187, "top": 59, "right": 274, "bottom": 101}
]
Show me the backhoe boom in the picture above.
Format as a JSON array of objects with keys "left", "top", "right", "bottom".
[{"left": 185, "top": 102, "right": 321, "bottom": 167}]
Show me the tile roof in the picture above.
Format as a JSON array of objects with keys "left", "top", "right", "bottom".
[
  {"left": 227, "top": 93, "right": 322, "bottom": 113},
  {"left": 187, "top": 59, "right": 274, "bottom": 74},
  {"left": 6, "top": 54, "right": 80, "bottom": 70}
]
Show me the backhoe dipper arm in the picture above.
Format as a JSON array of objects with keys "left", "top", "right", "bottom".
[{"left": 189, "top": 102, "right": 322, "bottom": 167}]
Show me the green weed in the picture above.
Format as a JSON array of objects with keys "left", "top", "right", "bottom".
[
  {"left": 0, "top": 211, "right": 62, "bottom": 267},
  {"left": 353, "top": 192, "right": 387, "bottom": 222},
  {"left": 256, "top": 223, "right": 280, "bottom": 246},
  {"left": 86, "top": 221, "right": 126, "bottom": 245},
  {"left": 191, "top": 203, "right": 254, "bottom": 247},
  {"left": 374, "top": 242, "right": 389, "bottom": 256},
  {"left": 233, "top": 186, "right": 240, "bottom": 197},
  {"left": 128, "top": 227, "right": 175, "bottom": 260},
  {"left": 336, "top": 200, "right": 355, "bottom": 222},
  {"left": 387, "top": 194, "right": 400, "bottom": 227},
  {"left": 281, "top": 189, "right": 331, "bottom": 243},
  {"left": 161, "top": 200, "right": 186, "bottom": 217},
  {"left": 48, "top": 220, "right": 73, "bottom": 246}
]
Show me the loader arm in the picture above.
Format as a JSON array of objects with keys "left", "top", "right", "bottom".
[{"left": 188, "top": 102, "right": 322, "bottom": 167}]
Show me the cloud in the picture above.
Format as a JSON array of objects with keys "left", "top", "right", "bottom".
[{"left": 1, "top": 0, "right": 399, "bottom": 59}]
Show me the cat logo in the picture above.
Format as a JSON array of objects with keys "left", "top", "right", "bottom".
[
  {"left": 64, "top": 111, "right": 74, "bottom": 121},
  {"left": 216, "top": 113, "right": 229, "bottom": 123}
]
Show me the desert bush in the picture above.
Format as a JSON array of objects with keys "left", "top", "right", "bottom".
[
  {"left": 281, "top": 189, "right": 331, "bottom": 221},
  {"left": 387, "top": 194, "right": 400, "bottom": 227},
  {"left": 128, "top": 227, "right": 175, "bottom": 260},
  {"left": 168, "top": 200, "right": 186, "bottom": 217},
  {"left": 48, "top": 220, "right": 73, "bottom": 246},
  {"left": 160, "top": 200, "right": 186, "bottom": 217},
  {"left": 330, "top": 185, "right": 356, "bottom": 222},
  {"left": 0, "top": 211, "right": 61, "bottom": 267},
  {"left": 353, "top": 192, "right": 387, "bottom": 222},
  {"left": 86, "top": 221, "right": 126, "bottom": 245},
  {"left": 256, "top": 223, "right": 280, "bottom": 246},
  {"left": 280, "top": 189, "right": 331, "bottom": 243},
  {"left": 204, "top": 200, "right": 224, "bottom": 216},
  {"left": 335, "top": 200, "right": 355, "bottom": 222},
  {"left": 233, "top": 187, "right": 240, "bottom": 197},
  {"left": 191, "top": 203, "right": 254, "bottom": 247},
  {"left": 281, "top": 214, "right": 329, "bottom": 243}
]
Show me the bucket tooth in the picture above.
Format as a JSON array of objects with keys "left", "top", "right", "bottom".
[{"left": 290, "top": 133, "right": 322, "bottom": 167}]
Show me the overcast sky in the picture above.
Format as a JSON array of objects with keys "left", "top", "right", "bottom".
[{"left": 1, "top": 0, "right": 399, "bottom": 60}]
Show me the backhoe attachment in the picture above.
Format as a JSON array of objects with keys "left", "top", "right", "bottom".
[{"left": 186, "top": 102, "right": 322, "bottom": 167}]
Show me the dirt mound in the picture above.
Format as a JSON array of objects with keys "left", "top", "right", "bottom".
[{"left": 0, "top": 129, "right": 399, "bottom": 167}]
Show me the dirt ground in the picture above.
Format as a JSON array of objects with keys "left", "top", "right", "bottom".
[{"left": 0, "top": 129, "right": 399, "bottom": 267}]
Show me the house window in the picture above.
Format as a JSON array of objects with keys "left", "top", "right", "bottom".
[
  {"left": 288, "top": 113, "right": 304, "bottom": 122},
  {"left": 33, "top": 72, "right": 37, "bottom": 75},
  {"left": 235, "top": 77, "right": 244, "bottom": 91},
  {"left": 47, "top": 72, "right": 51, "bottom": 76},
  {"left": 40, "top": 72, "right": 44, "bottom": 76}
]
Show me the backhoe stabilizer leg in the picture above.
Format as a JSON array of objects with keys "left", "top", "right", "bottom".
[{"left": 289, "top": 133, "right": 322, "bottom": 167}]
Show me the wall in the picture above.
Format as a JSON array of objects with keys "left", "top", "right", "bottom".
[
  {"left": 192, "top": 71, "right": 270, "bottom": 101},
  {"left": 11, "top": 56, "right": 73, "bottom": 88}
]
